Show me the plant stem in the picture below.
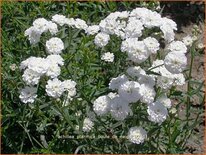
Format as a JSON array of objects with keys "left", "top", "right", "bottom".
[
  {"left": 181, "top": 44, "right": 195, "bottom": 149},
  {"left": 54, "top": 102, "right": 74, "bottom": 128},
  {"left": 182, "top": 113, "right": 200, "bottom": 148},
  {"left": 186, "top": 46, "right": 195, "bottom": 125}
]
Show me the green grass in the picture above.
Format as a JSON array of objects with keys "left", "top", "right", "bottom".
[{"left": 1, "top": 1, "right": 205, "bottom": 154}]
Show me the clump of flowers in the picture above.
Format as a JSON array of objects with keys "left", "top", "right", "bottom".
[
  {"left": 89, "top": 7, "right": 187, "bottom": 144},
  {"left": 20, "top": 7, "right": 188, "bottom": 146},
  {"left": 20, "top": 18, "right": 77, "bottom": 103}
]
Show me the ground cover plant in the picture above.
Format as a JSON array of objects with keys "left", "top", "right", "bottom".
[{"left": 2, "top": 1, "right": 205, "bottom": 154}]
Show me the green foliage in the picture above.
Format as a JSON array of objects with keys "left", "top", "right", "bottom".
[{"left": 2, "top": 1, "right": 204, "bottom": 154}]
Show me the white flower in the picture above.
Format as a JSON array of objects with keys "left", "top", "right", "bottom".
[
  {"left": 161, "top": 17, "right": 177, "bottom": 31},
  {"left": 127, "top": 126, "right": 147, "bottom": 144},
  {"left": 107, "top": 92, "right": 119, "bottom": 99},
  {"left": 65, "top": 18, "right": 75, "bottom": 27},
  {"left": 149, "top": 59, "right": 164, "bottom": 74},
  {"left": 156, "top": 76, "right": 174, "bottom": 90},
  {"left": 182, "top": 35, "right": 193, "bottom": 46},
  {"left": 109, "top": 74, "right": 128, "bottom": 90},
  {"left": 157, "top": 94, "right": 172, "bottom": 109},
  {"left": 192, "top": 35, "right": 198, "bottom": 41},
  {"left": 19, "top": 86, "right": 37, "bottom": 103},
  {"left": 160, "top": 18, "right": 177, "bottom": 43},
  {"left": 62, "top": 80, "right": 77, "bottom": 97},
  {"left": 148, "top": 55, "right": 186, "bottom": 87},
  {"left": 169, "top": 107, "right": 177, "bottom": 115},
  {"left": 45, "top": 78, "right": 64, "bottom": 98},
  {"left": 160, "top": 24, "right": 175, "bottom": 43},
  {"left": 140, "top": 10, "right": 162, "bottom": 28},
  {"left": 143, "top": 37, "right": 160, "bottom": 54},
  {"left": 83, "top": 118, "right": 94, "bottom": 132},
  {"left": 25, "top": 18, "right": 58, "bottom": 44},
  {"left": 121, "top": 38, "right": 138, "bottom": 52},
  {"left": 99, "top": 19, "right": 115, "bottom": 35},
  {"left": 127, "top": 41, "right": 150, "bottom": 63},
  {"left": 47, "top": 21, "right": 58, "bottom": 35},
  {"left": 197, "top": 43, "right": 204, "bottom": 50},
  {"left": 101, "top": 52, "right": 114, "bottom": 62},
  {"left": 46, "top": 37, "right": 64, "bottom": 54},
  {"left": 112, "top": 19, "right": 126, "bottom": 39},
  {"left": 22, "top": 69, "right": 41, "bottom": 85},
  {"left": 126, "top": 66, "right": 146, "bottom": 78},
  {"left": 164, "top": 51, "right": 187, "bottom": 74},
  {"left": 147, "top": 101, "right": 168, "bottom": 124},
  {"left": 33, "top": 18, "right": 49, "bottom": 33},
  {"left": 149, "top": 59, "right": 172, "bottom": 78},
  {"left": 75, "top": 125, "right": 79, "bottom": 131},
  {"left": 24, "top": 26, "right": 41, "bottom": 44},
  {"left": 46, "top": 63, "right": 61, "bottom": 78},
  {"left": 118, "top": 81, "right": 141, "bottom": 103},
  {"left": 139, "top": 84, "right": 156, "bottom": 104},
  {"left": 94, "top": 32, "right": 110, "bottom": 47},
  {"left": 85, "top": 25, "right": 100, "bottom": 35},
  {"left": 98, "top": 12, "right": 122, "bottom": 35},
  {"left": 167, "top": 41, "right": 187, "bottom": 53},
  {"left": 9, "top": 64, "right": 18, "bottom": 71},
  {"left": 93, "top": 95, "right": 111, "bottom": 115},
  {"left": 52, "top": 14, "right": 67, "bottom": 26},
  {"left": 124, "top": 19, "right": 143, "bottom": 38},
  {"left": 21, "top": 57, "right": 49, "bottom": 75},
  {"left": 63, "top": 82, "right": 77, "bottom": 106},
  {"left": 74, "top": 18, "right": 88, "bottom": 30},
  {"left": 172, "top": 73, "right": 185, "bottom": 86},
  {"left": 138, "top": 74, "right": 156, "bottom": 87},
  {"left": 130, "top": 7, "right": 151, "bottom": 19},
  {"left": 110, "top": 96, "right": 131, "bottom": 120},
  {"left": 118, "top": 11, "right": 129, "bottom": 19},
  {"left": 20, "top": 56, "right": 35, "bottom": 70},
  {"left": 76, "top": 111, "right": 82, "bottom": 116},
  {"left": 46, "top": 55, "right": 64, "bottom": 66},
  {"left": 27, "top": 57, "right": 49, "bottom": 75}
]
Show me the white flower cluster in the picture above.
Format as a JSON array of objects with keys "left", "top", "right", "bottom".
[
  {"left": 45, "top": 78, "right": 76, "bottom": 99},
  {"left": 20, "top": 52, "right": 76, "bottom": 103},
  {"left": 20, "top": 17, "right": 80, "bottom": 103},
  {"left": 163, "top": 41, "right": 187, "bottom": 74},
  {"left": 52, "top": 14, "right": 88, "bottom": 30},
  {"left": 25, "top": 15, "right": 89, "bottom": 45},
  {"left": 89, "top": 7, "right": 188, "bottom": 144},
  {"left": 20, "top": 54, "right": 64, "bottom": 84},
  {"left": 92, "top": 92, "right": 132, "bottom": 121},
  {"left": 21, "top": 7, "right": 188, "bottom": 145},
  {"left": 149, "top": 59, "right": 186, "bottom": 90},
  {"left": 90, "top": 7, "right": 177, "bottom": 49},
  {"left": 25, "top": 18, "right": 58, "bottom": 44}
]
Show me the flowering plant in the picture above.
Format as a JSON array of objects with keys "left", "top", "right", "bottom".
[
  {"left": 20, "top": 6, "right": 189, "bottom": 145},
  {"left": 3, "top": 2, "right": 204, "bottom": 154}
]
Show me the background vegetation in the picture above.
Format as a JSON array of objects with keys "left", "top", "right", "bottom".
[{"left": 1, "top": 1, "right": 205, "bottom": 154}]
